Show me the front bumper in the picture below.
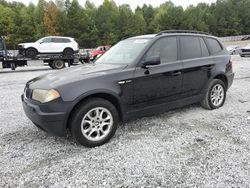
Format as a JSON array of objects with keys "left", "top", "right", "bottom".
[
  {"left": 18, "top": 46, "right": 25, "bottom": 55},
  {"left": 21, "top": 95, "right": 67, "bottom": 136}
]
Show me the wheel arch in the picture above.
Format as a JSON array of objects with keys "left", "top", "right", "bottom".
[
  {"left": 64, "top": 91, "right": 124, "bottom": 130},
  {"left": 63, "top": 47, "right": 74, "bottom": 53},
  {"left": 25, "top": 47, "right": 38, "bottom": 52},
  {"left": 213, "top": 73, "right": 228, "bottom": 89}
]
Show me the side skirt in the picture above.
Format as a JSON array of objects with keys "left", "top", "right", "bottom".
[{"left": 123, "top": 94, "right": 204, "bottom": 122}]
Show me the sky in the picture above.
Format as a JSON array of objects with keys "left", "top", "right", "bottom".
[{"left": 7, "top": 0, "right": 217, "bottom": 9}]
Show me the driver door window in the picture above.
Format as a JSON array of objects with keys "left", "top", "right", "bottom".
[
  {"left": 145, "top": 37, "right": 178, "bottom": 63},
  {"left": 42, "top": 38, "right": 52, "bottom": 43}
]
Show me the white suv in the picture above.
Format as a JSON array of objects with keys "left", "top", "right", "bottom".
[{"left": 18, "top": 36, "right": 79, "bottom": 58}]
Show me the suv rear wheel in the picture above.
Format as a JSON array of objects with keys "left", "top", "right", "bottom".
[
  {"left": 63, "top": 48, "right": 74, "bottom": 56},
  {"left": 201, "top": 79, "right": 226, "bottom": 110},
  {"left": 70, "top": 98, "right": 119, "bottom": 147}
]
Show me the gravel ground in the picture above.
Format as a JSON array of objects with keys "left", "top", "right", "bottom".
[{"left": 0, "top": 56, "right": 249, "bottom": 188}]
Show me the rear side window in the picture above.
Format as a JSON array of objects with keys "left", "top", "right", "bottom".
[
  {"left": 52, "top": 38, "right": 71, "bottom": 43},
  {"left": 145, "top": 37, "right": 178, "bottom": 63},
  {"left": 180, "top": 36, "right": 201, "bottom": 60},
  {"left": 199, "top": 37, "right": 209, "bottom": 57},
  {"left": 205, "top": 38, "right": 222, "bottom": 54},
  {"left": 52, "top": 38, "right": 60, "bottom": 43}
]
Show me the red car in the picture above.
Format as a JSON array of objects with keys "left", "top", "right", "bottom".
[{"left": 90, "top": 45, "right": 111, "bottom": 60}]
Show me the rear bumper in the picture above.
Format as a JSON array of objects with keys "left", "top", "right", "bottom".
[
  {"left": 21, "top": 95, "right": 67, "bottom": 136},
  {"left": 227, "top": 72, "right": 235, "bottom": 89}
]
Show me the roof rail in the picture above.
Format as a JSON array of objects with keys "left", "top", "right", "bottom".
[{"left": 156, "top": 30, "right": 210, "bottom": 36}]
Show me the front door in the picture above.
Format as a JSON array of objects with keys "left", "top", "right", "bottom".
[
  {"left": 38, "top": 37, "right": 54, "bottom": 53},
  {"left": 133, "top": 37, "right": 183, "bottom": 107}
]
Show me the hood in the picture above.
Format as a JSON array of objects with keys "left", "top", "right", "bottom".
[
  {"left": 18, "top": 42, "right": 35, "bottom": 46},
  {"left": 27, "top": 63, "right": 126, "bottom": 89}
]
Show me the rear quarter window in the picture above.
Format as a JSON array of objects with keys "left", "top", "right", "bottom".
[{"left": 205, "top": 37, "right": 223, "bottom": 54}]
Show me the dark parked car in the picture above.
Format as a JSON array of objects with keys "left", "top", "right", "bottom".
[{"left": 22, "top": 30, "right": 234, "bottom": 147}]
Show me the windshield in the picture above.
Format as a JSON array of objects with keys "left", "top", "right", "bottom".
[
  {"left": 95, "top": 39, "right": 150, "bottom": 65},
  {"left": 36, "top": 37, "right": 47, "bottom": 43}
]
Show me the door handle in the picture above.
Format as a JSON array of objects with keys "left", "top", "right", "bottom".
[{"left": 170, "top": 71, "right": 182, "bottom": 76}]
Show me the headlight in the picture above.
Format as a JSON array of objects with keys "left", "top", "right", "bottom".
[{"left": 32, "top": 89, "right": 60, "bottom": 103}]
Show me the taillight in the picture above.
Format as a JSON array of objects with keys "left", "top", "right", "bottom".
[
  {"left": 229, "top": 59, "right": 233, "bottom": 68},
  {"left": 226, "top": 59, "right": 233, "bottom": 72}
]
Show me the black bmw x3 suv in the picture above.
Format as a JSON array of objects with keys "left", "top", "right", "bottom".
[{"left": 22, "top": 30, "right": 234, "bottom": 147}]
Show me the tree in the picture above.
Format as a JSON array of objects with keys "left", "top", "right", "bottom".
[
  {"left": 141, "top": 4, "right": 155, "bottom": 33},
  {"left": 95, "top": 0, "right": 119, "bottom": 45},
  {"left": 64, "top": 0, "right": 86, "bottom": 45},
  {"left": 153, "top": 1, "right": 184, "bottom": 32},
  {"left": 34, "top": 0, "right": 46, "bottom": 38},
  {"left": 1, "top": 0, "right": 250, "bottom": 48},
  {"left": 44, "top": 1, "right": 60, "bottom": 35},
  {"left": 182, "top": 5, "right": 209, "bottom": 32}
]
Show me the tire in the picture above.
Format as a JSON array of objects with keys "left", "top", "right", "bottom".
[
  {"left": 63, "top": 48, "right": 74, "bottom": 56},
  {"left": 52, "top": 60, "right": 65, "bottom": 69},
  {"left": 200, "top": 79, "right": 226, "bottom": 110},
  {"left": 25, "top": 48, "right": 37, "bottom": 58},
  {"left": 69, "top": 98, "right": 119, "bottom": 147}
]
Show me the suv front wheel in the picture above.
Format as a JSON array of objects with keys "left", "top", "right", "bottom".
[
  {"left": 201, "top": 79, "right": 226, "bottom": 110},
  {"left": 70, "top": 98, "right": 119, "bottom": 147},
  {"left": 25, "top": 48, "right": 37, "bottom": 58}
]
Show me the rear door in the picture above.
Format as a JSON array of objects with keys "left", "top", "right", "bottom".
[
  {"left": 133, "top": 36, "right": 183, "bottom": 107},
  {"left": 180, "top": 36, "right": 214, "bottom": 97},
  {"left": 51, "top": 38, "right": 64, "bottom": 53}
]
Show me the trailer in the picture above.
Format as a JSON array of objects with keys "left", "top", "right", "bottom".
[{"left": 0, "top": 36, "right": 83, "bottom": 71}]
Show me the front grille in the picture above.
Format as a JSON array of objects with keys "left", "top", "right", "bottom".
[{"left": 241, "top": 49, "right": 250, "bottom": 53}]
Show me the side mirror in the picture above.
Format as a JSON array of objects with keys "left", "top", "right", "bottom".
[{"left": 142, "top": 56, "right": 161, "bottom": 68}]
